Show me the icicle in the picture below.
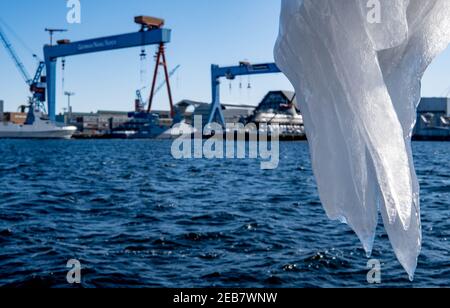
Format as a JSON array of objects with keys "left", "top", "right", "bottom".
[{"left": 275, "top": 0, "right": 450, "bottom": 278}]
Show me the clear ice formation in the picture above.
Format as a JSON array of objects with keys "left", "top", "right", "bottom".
[{"left": 275, "top": 0, "right": 450, "bottom": 279}]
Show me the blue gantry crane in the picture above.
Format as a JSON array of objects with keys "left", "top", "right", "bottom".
[
  {"left": 43, "top": 16, "right": 173, "bottom": 122},
  {"left": 208, "top": 61, "right": 281, "bottom": 127},
  {"left": 0, "top": 21, "right": 46, "bottom": 108}
]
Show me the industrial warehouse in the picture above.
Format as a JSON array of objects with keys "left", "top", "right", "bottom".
[
  {"left": 47, "top": 90, "right": 304, "bottom": 139},
  {"left": 55, "top": 95, "right": 450, "bottom": 140},
  {"left": 2, "top": 95, "right": 448, "bottom": 140},
  {"left": 0, "top": 15, "right": 449, "bottom": 141}
]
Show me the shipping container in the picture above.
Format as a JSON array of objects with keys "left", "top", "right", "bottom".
[{"left": 4, "top": 112, "right": 27, "bottom": 125}]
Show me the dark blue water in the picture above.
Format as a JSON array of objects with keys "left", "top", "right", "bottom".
[{"left": 0, "top": 140, "right": 448, "bottom": 288}]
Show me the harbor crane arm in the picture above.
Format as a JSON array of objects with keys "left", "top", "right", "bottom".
[
  {"left": 0, "top": 22, "right": 46, "bottom": 107},
  {"left": 154, "top": 64, "right": 181, "bottom": 96},
  {"left": 136, "top": 65, "right": 180, "bottom": 111},
  {"left": 136, "top": 89, "right": 145, "bottom": 108},
  {"left": 0, "top": 24, "right": 32, "bottom": 84}
]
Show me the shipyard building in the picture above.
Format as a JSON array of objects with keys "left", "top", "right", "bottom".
[
  {"left": 177, "top": 91, "right": 305, "bottom": 137},
  {"left": 414, "top": 97, "right": 450, "bottom": 140},
  {"left": 51, "top": 95, "right": 450, "bottom": 140}
]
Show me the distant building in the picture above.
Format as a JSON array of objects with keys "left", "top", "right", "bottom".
[
  {"left": 175, "top": 100, "right": 253, "bottom": 126},
  {"left": 2, "top": 112, "right": 27, "bottom": 125},
  {"left": 0, "top": 100, "right": 28, "bottom": 124},
  {"left": 53, "top": 95, "right": 449, "bottom": 141},
  {"left": 56, "top": 109, "right": 175, "bottom": 136},
  {"left": 175, "top": 92, "right": 305, "bottom": 139},
  {"left": 57, "top": 110, "right": 130, "bottom": 135},
  {"left": 249, "top": 90, "right": 304, "bottom": 137},
  {"left": 414, "top": 97, "right": 450, "bottom": 140}
]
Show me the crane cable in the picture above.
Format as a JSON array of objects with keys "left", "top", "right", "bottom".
[
  {"left": 140, "top": 49, "right": 147, "bottom": 84},
  {"left": 441, "top": 84, "right": 450, "bottom": 98},
  {"left": 61, "top": 58, "right": 66, "bottom": 93},
  {"left": 139, "top": 30, "right": 147, "bottom": 85},
  {"left": 0, "top": 17, "right": 40, "bottom": 61}
]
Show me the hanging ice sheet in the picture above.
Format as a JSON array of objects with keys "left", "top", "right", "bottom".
[{"left": 274, "top": 0, "right": 450, "bottom": 279}]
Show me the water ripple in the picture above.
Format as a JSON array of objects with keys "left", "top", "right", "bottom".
[{"left": 0, "top": 140, "right": 448, "bottom": 288}]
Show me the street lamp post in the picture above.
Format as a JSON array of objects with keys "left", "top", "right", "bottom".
[{"left": 64, "top": 91, "right": 75, "bottom": 124}]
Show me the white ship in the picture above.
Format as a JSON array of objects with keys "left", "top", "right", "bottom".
[{"left": 0, "top": 109, "right": 76, "bottom": 140}]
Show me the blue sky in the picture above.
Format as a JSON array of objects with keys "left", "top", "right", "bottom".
[{"left": 0, "top": 0, "right": 449, "bottom": 114}]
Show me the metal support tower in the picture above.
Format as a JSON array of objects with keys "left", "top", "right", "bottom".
[{"left": 146, "top": 43, "right": 174, "bottom": 117}]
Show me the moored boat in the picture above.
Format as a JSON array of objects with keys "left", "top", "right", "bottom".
[{"left": 0, "top": 106, "right": 76, "bottom": 139}]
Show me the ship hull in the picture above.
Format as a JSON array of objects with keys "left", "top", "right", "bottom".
[
  {"left": 0, "top": 128, "right": 76, "bottom": 139},
  {"left": 0, "top": 111, "right": 77, "bottom": 139}
]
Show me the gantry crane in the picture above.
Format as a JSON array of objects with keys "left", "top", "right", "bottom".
[
  {"left": 43, "top": 15, "right": 173, "bottom": 121},
  {"left": 209, "top": 62, "right": 281, "bottom": 127}
]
